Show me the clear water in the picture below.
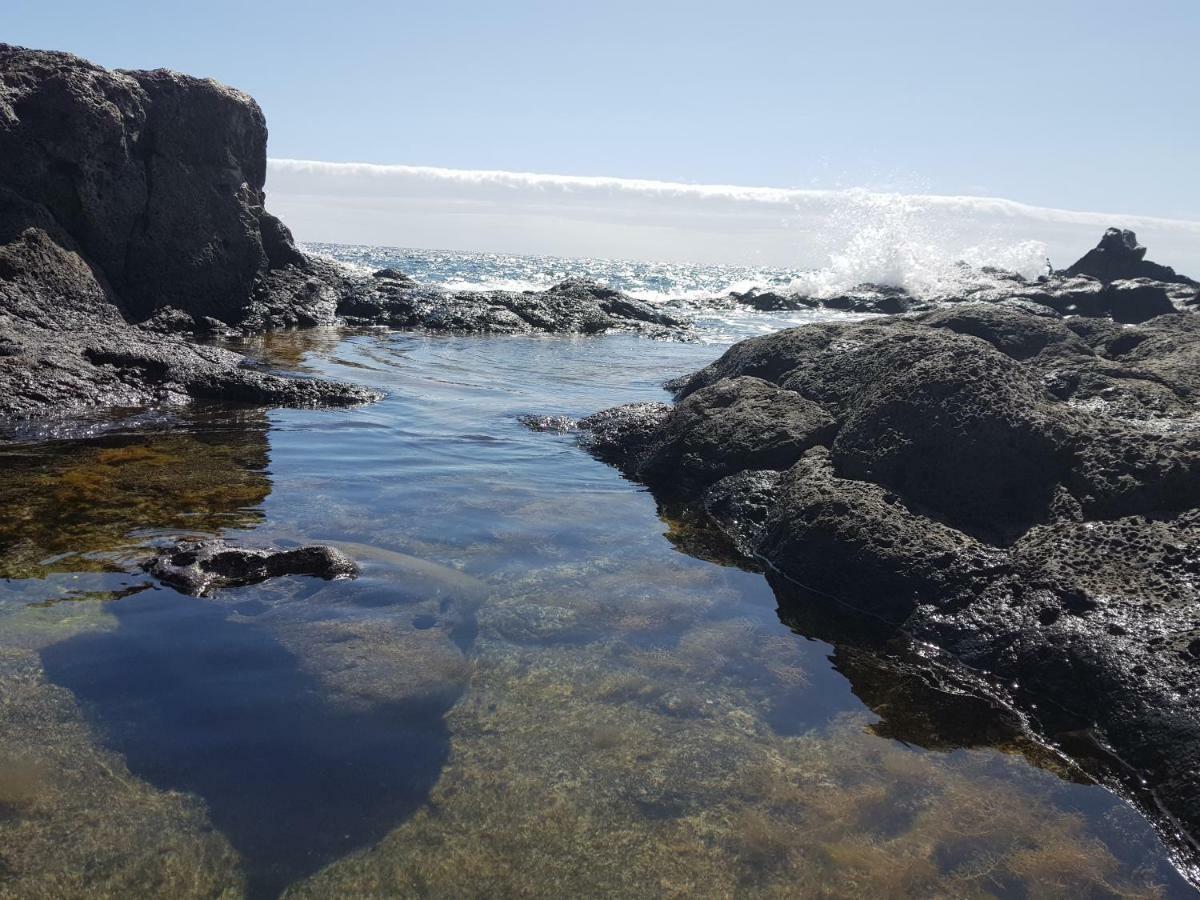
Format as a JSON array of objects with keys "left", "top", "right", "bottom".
[{"left": 0, "top": 245, "right": 1193, "bottom": 899}]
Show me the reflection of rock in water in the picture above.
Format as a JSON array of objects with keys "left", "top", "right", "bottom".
[
  {"left": 40, "top": 589, "right": 454, "bottom": 900},
  {"left": 661, "top": 515, "right": 1130, "bottom": 790},
  {"left": 0, "top": 409, "right": 273, "bottom": 579}
]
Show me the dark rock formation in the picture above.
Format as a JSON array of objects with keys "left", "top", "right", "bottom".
[
  {"left": 0, "top": 45, "right": 692, "bottom": 432},
  {"left": 338, "top": 273, "right": 689, "bottom": 338},
  {"left": 0, "top": 45, "right": 384, "bottom": 432},
  {"left": 579, "top": 303, "right": 1200, "bottom": 859},
  {"left": 0, "top": 43, "right": 332, "bottom": 325},
  {"left": 0, "top": 227, "right": 377, "bottom": 428},
  {"left": 145, "top": 539, "right": 359, "bottom": 596},
  {"left": 1064, "top": 227, "right": 1198, "bottom": 286}
]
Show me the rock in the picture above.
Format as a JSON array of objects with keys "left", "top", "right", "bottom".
[
  {"left": 729, "top": 289, "right": 817, "bottom": 312},
  {"left": 0, "top": 44, "right": 338, "bottom": 325},
  {"left": 577, "top": 304, "right": 1200, "bottom": 853},
  {"left": 577, "top": 402, "right": 672, "bottom": 470},
  {"left": 517, "top": 414, "right": 577, "bottom": 433},
  {"left": 1098, "top": 278, "right": 1177, "bottom": 324},
  {"left": 372, "top": 268, "right": 416, "bottom": 285},
  {"left": 0, "top": 230, "right": 378, "bottom": 426},
  {"left": 701, "top": 469, "right": 782, "bottom": 558},
  {"left": 145, "top": 539, "right": 359, "bottom": 596},
  {"left": 1064, "top": 227, "right": 1198, "bottom": 286},
  {"left": 821, "top": 284, "right": 919, "bottom": 314},
  {"left": 0, "top": 45, "right": 380, "bottom": 432},
  {"left": 757, "top": 449, "right": 1010, "bottom": 622},
  {"left": 631, "top": 376, "right": 836, "bottom": 490},
  {"left": 337, "top": 277, "right": 690, "bottom": 338},
  {"left": 915, "top": 303, "right": 1092, "bottom": 361}
]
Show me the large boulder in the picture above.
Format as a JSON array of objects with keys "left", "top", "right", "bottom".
[
  {"left": 0, "top": 45, "right": 380, "bottom": 433},
  {"left": 0, "top": 45, "right": 329, "bottom": 324}
]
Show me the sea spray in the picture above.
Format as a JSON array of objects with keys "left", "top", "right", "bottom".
[{"left": 787, "top": 189, "right": 1051, "bottom": 298}]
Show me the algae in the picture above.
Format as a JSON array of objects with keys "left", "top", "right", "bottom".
[{"left": 0, "top": 412, "right": 272, "bottom": 580}]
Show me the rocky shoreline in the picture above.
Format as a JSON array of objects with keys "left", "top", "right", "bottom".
[
  {"left": 7, "top": 39, "right": 1200, "bottom": 884},
  {"left": 575, "top": 233, "right": 1200, "bottom": 867}
]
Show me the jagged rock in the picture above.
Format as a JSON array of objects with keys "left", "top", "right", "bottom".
[
  {"left": 728, "top": 288, "right": 817, "bottom": 311},
  {"left": 1064, "top": 227, "right": 1198, "bottom": 286},
  {"left": 821, "top": 284, "right": 920, "bottom": 314},
  {"left": 516, "top": 414, "right": 577, "bottom": 433},
  {"left": 372, "top": 267, "right": 416, "bottom": 285},
  {"left": 145, "top": 539, "right": 359, "bottom": 596},
  {"left": 577, "top": 402, "right": 672, "bottom": 470},
  {"left": 0, "top": 45, "right": 381, "bottom": 432},
  {"left": 0, "top": 44, "right": 338, "bottom": 325},
  {"left": 632, "top": 376, "right": 836, "bottom": 490}
]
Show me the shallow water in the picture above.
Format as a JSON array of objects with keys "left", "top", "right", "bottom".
[{"left": 0, "top": 246, "right": 1195, "bottom": 898}]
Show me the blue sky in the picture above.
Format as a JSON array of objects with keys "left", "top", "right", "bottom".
[{"left": 7, "top": 0, "right": 1199, "bottom": 219}]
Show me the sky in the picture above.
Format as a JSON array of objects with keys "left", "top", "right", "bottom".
[{"left": 7, "top": 0, "right": 1199, "bottom": 270}]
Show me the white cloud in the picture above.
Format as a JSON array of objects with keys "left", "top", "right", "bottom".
[{"left": 265, "top": 158, "right": 1200, "bottom": 276}]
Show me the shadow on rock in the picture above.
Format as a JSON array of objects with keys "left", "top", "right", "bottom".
[{"left": 39, "top": 588, "right": 452, "bottom": 900}]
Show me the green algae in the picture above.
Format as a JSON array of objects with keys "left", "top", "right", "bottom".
[{"left": 282, "top": 543, "right": 1176, "bottom": 898}]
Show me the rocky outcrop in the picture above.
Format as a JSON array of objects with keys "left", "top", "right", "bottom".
[
  {"left": 145, "top": 539, "right": 359, "bottom": 596},
  {"left": 0, "top": 228, "right": 378, "bottom": 431},
  {"left": 0, "top": 44, "right": 691, "bottom": 431},
  {"left": 579, "top": 301, "right": 1200, "bottom": 858},
  {"left": 0, "top": 43, "right": 330, "bottom": 325},
  {"left": 0, "top": 45, "right": 387, "bottom": 432},
  {"left": 338, "top": 273, "right": 689, "bottom": 338},
  {"left": 688, "top": 230, "right": 1197, "bottom": 324},
  {"left": 1064, "top": 227, "right": 1199, "bottom": 286}
]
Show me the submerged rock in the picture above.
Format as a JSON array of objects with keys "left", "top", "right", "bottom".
[
  {"left": 578, "top": 304, "right": 1200, "bottom": 857},
  {"left": 145, "top": 539, "right": 359, "bottom": 596}
]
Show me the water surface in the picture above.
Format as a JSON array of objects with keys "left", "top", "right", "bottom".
[{"left": 0, "top": 246, "right": 1193, "bottom": 898}]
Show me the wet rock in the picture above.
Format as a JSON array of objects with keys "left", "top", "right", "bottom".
[
  {"left": 1064, "top": 227, "right": 1198, "bottom": 287},
  {"left": 517, "top": 414, "right": 577, "bottom": 433},
  {"left": 146, "top": 539, "right": 358, "bottom": 596},
  {"left": 372, "top": 267, "right": 417, "bottom": 285},
  {"left": 729, "top": 288, "right": 817, "bottom": 311},
  {"left": 633, "top": 376, "right": 836, "bottom": 491},
  {"left": 577, "top": 401, "right": 672, "bottom": 470},
  {"left": 701, "top": 469, "right": 782, "bottom": 558},
  {"left": 579, "top": 301, "right": 1200, "bottom": 852},
  {"left": 821, "top": 284, "right": 920, "bottom": 314}
]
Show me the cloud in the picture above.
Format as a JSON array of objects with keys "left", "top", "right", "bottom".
[{"left": 265, "top": 158, "right": 1200, "bottom": 274}]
